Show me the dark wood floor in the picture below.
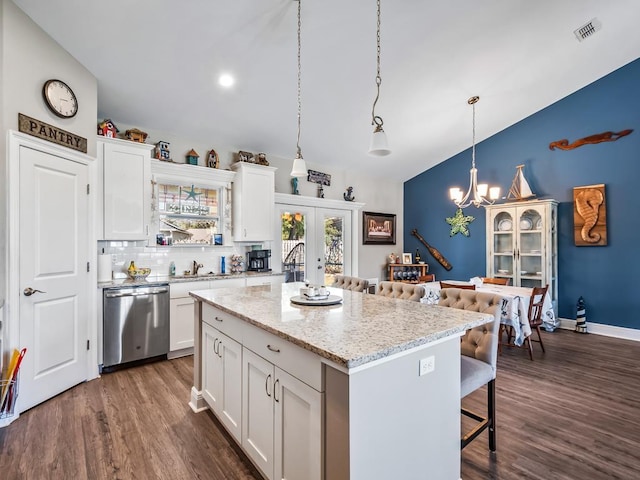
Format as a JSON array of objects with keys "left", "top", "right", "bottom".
[
  {"left": 462, "top": 329, "right": 640, "bottom": 480},
  {"left": 1, "top": 329, "right": 639, "bottom": 479}
]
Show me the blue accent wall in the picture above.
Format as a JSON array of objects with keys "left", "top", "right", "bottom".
[{"left": 404, "top": 57, "right": 640, "bottom": 329}]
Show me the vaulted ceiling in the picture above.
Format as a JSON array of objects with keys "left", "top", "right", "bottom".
[{"left": 13, "top": 0, "right": 640, "bottom": 181}]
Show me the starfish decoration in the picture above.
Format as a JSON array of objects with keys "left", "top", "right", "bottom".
[
  {"left": 184, "top": 184, "right": 202, "bottom": 201},
  {"left": 446, "top": 208, "right": 475, "bottom": 237}
]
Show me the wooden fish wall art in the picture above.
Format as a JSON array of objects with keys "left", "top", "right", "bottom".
[{"left": 549, "top": 129, "right": 632, "bottom": 151}]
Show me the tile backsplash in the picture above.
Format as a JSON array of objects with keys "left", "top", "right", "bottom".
[{"left": 98, "top": 240, "right": 272, "bottom": 279}]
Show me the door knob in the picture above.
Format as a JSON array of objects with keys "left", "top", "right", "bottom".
[{"left": 23, "top": 287, "right": 46, "bottom": 296}]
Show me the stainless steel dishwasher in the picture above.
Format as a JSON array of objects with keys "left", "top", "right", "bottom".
[{"left": 103, "top": 283, "right": 170, "bottom": 371}]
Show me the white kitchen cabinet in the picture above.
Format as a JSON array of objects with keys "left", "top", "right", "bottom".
[
  {"left": 242, "top": 348, "right": 321, "bottom": 480},
  {"left": 170, "top": 296, "right": 196, "bottom": 353},
  {"left": 200, "top": 302, "right": 322, "bottom": 480},
  {"left": 485, "top": 199, "right": 558, "bottom": 310},
  {"left": 169, "top": 277, "right": 246, "bottom": 356},
  {"left": 169, "top": 281, "right": 205, "bottom": 355},
  {"left": 202, "top": 322, "right": 243, "bottom": 442},
  {"left": 231, "top": 162, "right": 276, "bottom": 242},
  {"left": 245, "top": 275, "right": 284, "bottom": 287},
  {"left": 98, "top": 137, "right": 153, "bottom": 241}
]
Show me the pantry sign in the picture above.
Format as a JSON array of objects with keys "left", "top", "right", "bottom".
[{"left": 18, "top": 113, "right": 87, "bottom": 153}]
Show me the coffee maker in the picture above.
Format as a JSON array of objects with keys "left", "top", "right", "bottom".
[{"left": 247, "top": 249, "right": 271, "bottom": 272}]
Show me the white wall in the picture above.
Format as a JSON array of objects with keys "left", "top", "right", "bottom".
[
  {"left": 109, "top": 121, "right": 404, "bottom": 283},
  {"left": 1, "top": 0, "right": 98, "bottom": 363}
]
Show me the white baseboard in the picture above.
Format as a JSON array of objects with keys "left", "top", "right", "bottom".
[{"left": 557, "top": 317, "right": 640, "bottom": 342}]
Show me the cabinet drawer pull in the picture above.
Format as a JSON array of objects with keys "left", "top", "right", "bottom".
[
  {"left": 267, "top": 344, "right": 280, "bottom": 353},
  {"left": 265, "top": 374, "right": 272, "bottom": 397},
  {"left": 214, "top": 316, "right": 224, "bottom": 322},
  {"left": 274, "top": 378, "right": 280, "bottom": 403}
]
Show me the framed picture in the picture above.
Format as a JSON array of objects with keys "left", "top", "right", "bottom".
[
  {"left": 214, "top": 233, "right": 223, "bottom": 245},
  {"left": 363, "top": 211, "right": 396, "bottom": 245},
  {"left": 402, "top": 253, "right": 412, "bottom": 264}
]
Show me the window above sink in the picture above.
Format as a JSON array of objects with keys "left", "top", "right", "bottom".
[{"left": 150, "top": 160, "right": 236, "bottom": 246}]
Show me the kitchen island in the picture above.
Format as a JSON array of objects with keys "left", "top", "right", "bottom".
[{"left": 189, "top": 282, "right": 493, "bottom": 480}]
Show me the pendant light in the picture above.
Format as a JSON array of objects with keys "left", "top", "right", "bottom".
[
  {"left": 449, "top": 96, "right": 500, "bottom": 208},
  {"left": 368, "top": 0, "right": 391, "bottom": 156},
  {"left": 290, "top": 0, "right": 308, "bottom": 177}
]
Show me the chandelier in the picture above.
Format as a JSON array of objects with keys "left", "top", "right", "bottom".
[
  {"left": 449, "top": 96, "right": 500, "bottom": 208},
  {"left": 368, "top": 0, "right": 391, "bottom": 156},
  {"left": 290, "top": 0, "right": 308, "bottom": 177}
]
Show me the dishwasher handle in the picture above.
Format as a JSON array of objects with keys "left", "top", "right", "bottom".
[{"left": 105, "top": 287, "right": 169, "bottom": 298}]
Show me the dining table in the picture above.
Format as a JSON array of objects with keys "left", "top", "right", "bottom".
[{"left": 418, "top": 280, "right": 557, "bottom": 346}]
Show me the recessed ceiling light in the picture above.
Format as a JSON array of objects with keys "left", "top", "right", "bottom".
[{"left": 219, "top": 74, "right": 235, "bottom": 88}]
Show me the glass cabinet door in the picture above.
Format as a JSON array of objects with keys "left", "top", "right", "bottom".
[
  {"left": 490, "top": 209, "right": 515, "bottom": 282},
  {"left": 517, "top": 206, "right": 543, "bottom": 288}
]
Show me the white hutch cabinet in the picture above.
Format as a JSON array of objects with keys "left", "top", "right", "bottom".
[{"left": 485, "top": 199, "right": 558, "bottom": 311}]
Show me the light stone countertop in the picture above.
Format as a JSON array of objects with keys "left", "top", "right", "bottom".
[
  {"left": 98, "top": 271, "right": 283, "bottom": 289},
  {"left": 190, "top": 282, "right": 493, "bottom": 369}
]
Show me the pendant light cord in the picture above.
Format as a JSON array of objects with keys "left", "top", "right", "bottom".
[
  {"left": 296, "top": 0, "right": 303, "bottom": 157},
  {"left": 469, "top": 95, "right": 479, "bottom": 169},
  {"left": 371, "top": 0, "right": 383, "bottom": 128}
]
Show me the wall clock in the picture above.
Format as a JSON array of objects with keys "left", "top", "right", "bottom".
[{"left": 42, "top": 79, "right": 78, "bottom": 118}]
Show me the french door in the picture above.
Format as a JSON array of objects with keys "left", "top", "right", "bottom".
[{"left": 276, "top": 204, "right": 352, "bottom": 286}]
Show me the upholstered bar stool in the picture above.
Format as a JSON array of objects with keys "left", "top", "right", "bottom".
[
  {"left": 331, "top": 275, "right": 369, "bottom": 293},
  {"left": 438, "top": 287, "right": 503, "bottom": 451},
  {"left": 375, "top": 281, "right": 425, "bottom": 301}
]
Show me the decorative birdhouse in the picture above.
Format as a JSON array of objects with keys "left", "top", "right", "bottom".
[
  {"left": 155, "top": 141, "right": 171, "bottom": 161},
  {"left": 124, "top": 128, "right": 148, "bottom": 143},
  {"left": 97, "top": 119, "right": 119, "bottom": 138},
  {"left": 207, "top": 149, "right": 219, "bottom": 168},
  {"left": 186, "top": 148, "right": 199, "bottom": 165}
]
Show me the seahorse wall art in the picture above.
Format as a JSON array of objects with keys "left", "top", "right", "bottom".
[{"left": 573, "top": 184, "right": 607, "bottom": 246}]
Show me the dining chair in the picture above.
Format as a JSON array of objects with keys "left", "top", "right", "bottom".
[
  {"left": 524, "top": 285, "right": 549, "bottom": 360},
  {"left": 375, "top": 281, "right": 425, "bottom": 301},
  {"left": 438, "top": 287, "right": 502, "bottom": 451},
  {"left": 481, "top": 277, "right": 510, "bottom": 286},
  {"left": 331, "top": 275, "right": 369, "bottom": 292},
  {"left": 440, "top": 281, "right": 475, "bottom": 290},
  {"left": 418, "top": 274, "right": 435, "bottom": 283}
]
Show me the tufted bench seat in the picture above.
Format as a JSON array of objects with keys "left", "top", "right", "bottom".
[
  {"left": 331, "top": 275, "right": 369, "bottom": 292},
  {"left": 437, "top": 287, "right": 504, "bottom": 451},
  {"left": 375, "top": 281, "right": 425, "bottom": 301}
]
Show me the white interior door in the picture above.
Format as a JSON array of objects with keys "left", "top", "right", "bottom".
[{"left": 17, "top": 145, "right": 89, "bottom": 412}]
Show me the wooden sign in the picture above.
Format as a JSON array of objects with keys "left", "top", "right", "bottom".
[
  {"left": 573, "top": 184, "right": 607, "bottom": 246},
  {"left": 307, "top": 169, "right": 331, "bottom": 186},
  {"left": 18, "top": 113, "right": 87, "bottom": 153}
]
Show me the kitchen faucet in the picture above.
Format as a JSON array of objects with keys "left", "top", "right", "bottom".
[{"left": 192, "top": 260, "right": 203, "bottom": 275}]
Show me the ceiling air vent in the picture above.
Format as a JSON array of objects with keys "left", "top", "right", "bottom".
[{"left": 574, "top": 18, "right": 602, "bottom": 42}]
